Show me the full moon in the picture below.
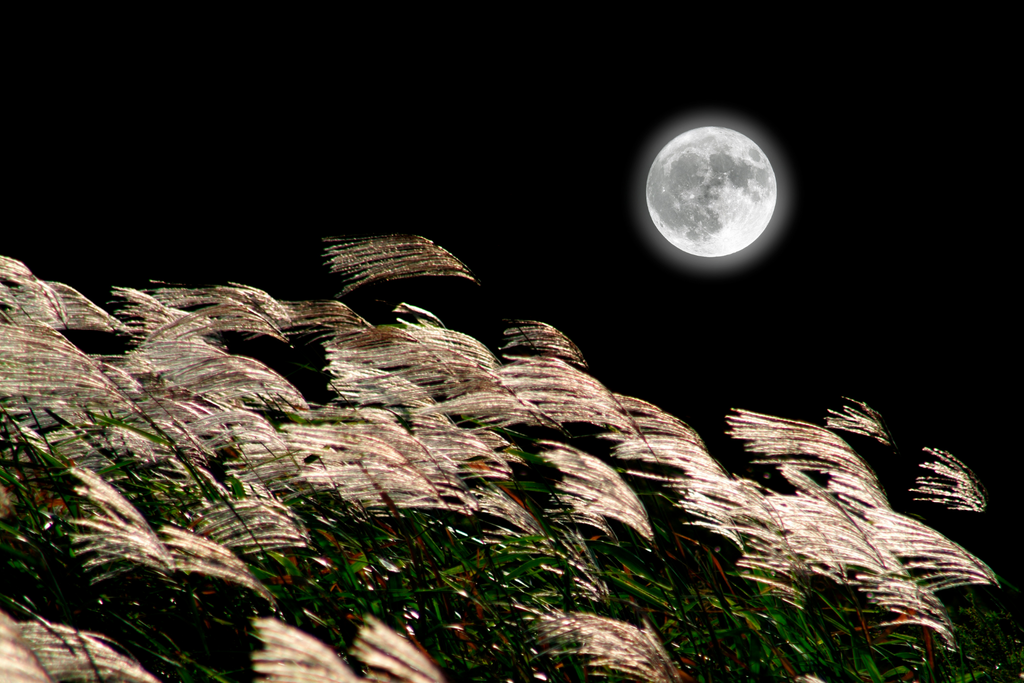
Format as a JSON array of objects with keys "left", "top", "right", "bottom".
[{"left": 646, "top": 126, "right": 777, "bottom": 257}]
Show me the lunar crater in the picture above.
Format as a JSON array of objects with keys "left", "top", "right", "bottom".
[{"left": 646, "top": 126, "right": 776, "bottom": 257}]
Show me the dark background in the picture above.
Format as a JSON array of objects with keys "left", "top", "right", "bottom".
[{"left": 6, "top": 27, "right": 1019, "bottom": 593}]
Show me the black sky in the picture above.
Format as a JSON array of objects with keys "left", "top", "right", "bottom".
[{"left": 7, "top": 32, "right": 1019, "bottom": 588}]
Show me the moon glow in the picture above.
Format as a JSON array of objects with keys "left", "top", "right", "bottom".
[{"left": 646, "top": 127, "right": 777, "bottom": 258}]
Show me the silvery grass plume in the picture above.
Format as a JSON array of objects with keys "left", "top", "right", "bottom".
[
  {"left": 191, "top": 497, "right": 310, "bottom": 555},
  {"left": 500, "top": 319, "right": 589, "bottom": 370},
  {"left": 69, "top": 467, "right": 175, "bottom": 581},
  {"left": 45, "top": 422, "right": 170, "bottom": 473},
  {"left": 111, "top": 284, "right": 288, "bottom": 346},
  {"left": 406, "top": 415, "right": 513, "bottom": 481},
  {"left": 324, "top": 234, "right": 478, "bottom": 297},
  {"left": 0, "top": 608, "right": 52, "bottom": 683},
  {"left": 252, "top": 616, "right": 448, "bottom": 683},
  {"left": 119, "top": 338, "right": 308, "bottom": 416},
  {"left": 475, "top": 485, "right": 541, "bottom": 532},
  {"left": 418, "top": 355, "right": 637, "bottom": 436},
  {"left": 70, "top": 467, "right": 275, "bottom": 603},
  {"left": 134, "top": 300, "right": 287, "bottom": 346},
  {"left": 9, "top": 612, "right": 160, "bottom": 683},
  {"left": 159, "top": 526, "right": 276, "bottom": 603},
  {"left": 0, "top": 256, "right": 125, "bottom": 333},
  {"left": 281, "top": 298, "right": 371, "bottom": 345},
  {"left": 539, "top": 442, "right": 653, "bottom": 542},
  {"left": 0, "top": 322, "right": 140, "bottom": 428},
  {"left": 146, "top": 283, "right": 295, "bottom": 335},
  {"left": 323, "top": 322, "right": 502, "bottom": 410},
  {"left": 247, "top": 421, "right": 479, "bottom": 515},
  {"left": 824, "top": 396, "right": 895, "bottom": 449},
  {"left": 535, "top": 611, "right": 682, "bottom": 683},
  {"left": 911, "top": 447, "right": 989, "bottom": 512},
  {"left": 349, "top": 615, "right": 448, "bottom": 683},
  {"left": 251, "top": 617, "right": 362, "bottom": 683}
]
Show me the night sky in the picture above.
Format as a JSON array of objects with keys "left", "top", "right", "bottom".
[{"left": 7, "top": 35, "right": 1019, "bottom": 592}]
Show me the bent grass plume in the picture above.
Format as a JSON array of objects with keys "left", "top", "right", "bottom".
[{"left": 1, "top": 236, "right": 1020, "bottom": 681}]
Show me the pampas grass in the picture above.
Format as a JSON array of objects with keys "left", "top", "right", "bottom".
[{"left": 1, "top": 237, "right": 1020, "bottom": 681}]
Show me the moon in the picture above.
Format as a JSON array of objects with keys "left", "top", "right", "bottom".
[{"left": 646, "top": 127, "right": 777, "bottom": 257}]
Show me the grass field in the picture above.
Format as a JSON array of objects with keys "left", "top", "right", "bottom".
[{"left": 1, "top": 235, "right": 1021, "bottom": 682}]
